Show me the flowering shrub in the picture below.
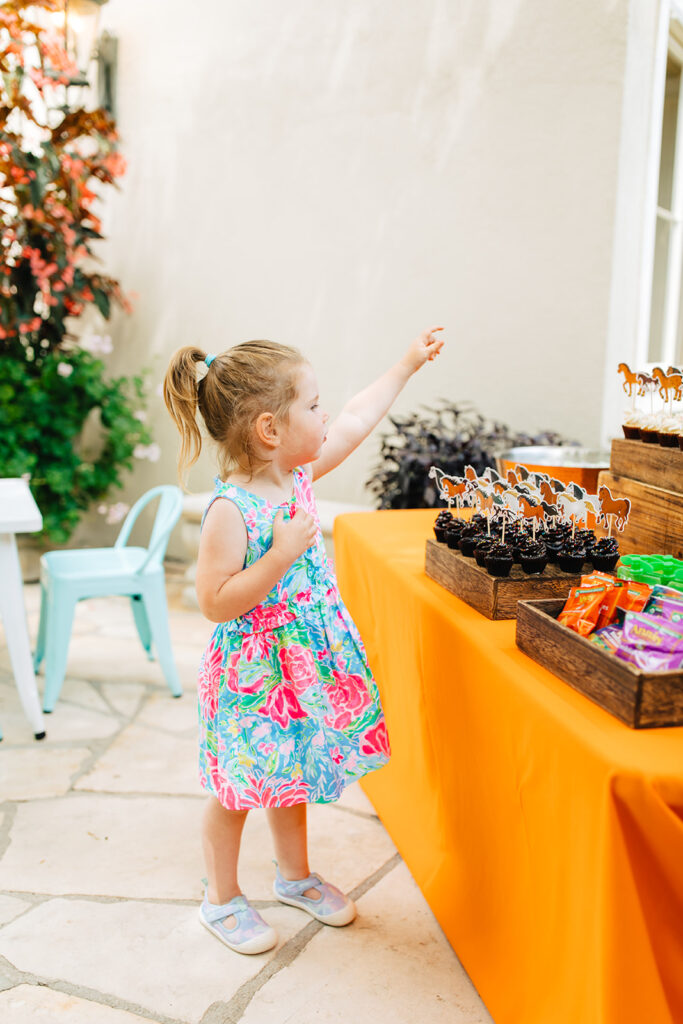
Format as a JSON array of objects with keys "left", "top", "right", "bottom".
[
  {"left": 0, "top": 348, "right": 152, "bottom": 541},
  {"left": 0, "top": 0, "right": 129, "bottom": 352},
  {"left": 0, "top": 0, "right": 152, "bottom": 542}
]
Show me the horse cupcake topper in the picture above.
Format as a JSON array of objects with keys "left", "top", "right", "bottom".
[
  {"left": 597, "top": 485, "right": 631, "bottom": 538},
  {"left": 618, "top": 360, "right": 683, "bottom": 417},
  {"left": 429, "top": 463, "right": 631, "bottom": 539}
]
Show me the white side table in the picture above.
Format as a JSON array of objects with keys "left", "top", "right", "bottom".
[{"left": 0, "top": 479, "right": 46, "bottom": 740}]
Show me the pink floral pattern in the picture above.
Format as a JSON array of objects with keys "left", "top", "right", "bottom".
[
  {"left": 323, "top": 670, "right": 372, "bottom": 730},
  {"left": 278, "top": 644, "right": 318, "bottom": 693},
  {"left": 197, "top": 466, "right": 390, "bottom": 809},
  {"left": 197, "top": 639, "right": 221, "bottom": 719}
]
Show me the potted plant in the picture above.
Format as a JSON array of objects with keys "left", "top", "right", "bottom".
[
  {"left": 366, "top": 400, "right": 576, "bottom": 509},
  {"left": 0, "top": 0, "right": 152, "bottom": 556}
]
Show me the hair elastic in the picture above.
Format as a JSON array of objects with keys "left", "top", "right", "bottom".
[{"left": 205, "top": 354, "right": 216, "bottom": 367}]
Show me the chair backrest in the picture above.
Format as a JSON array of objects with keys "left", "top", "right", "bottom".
[{"left": 114, "top": 485, "right": 183, "bottom": 573}]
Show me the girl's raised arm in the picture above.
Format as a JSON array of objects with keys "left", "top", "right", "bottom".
[{"left": 310, "top": 326, "right": 444, "bottom": 482}]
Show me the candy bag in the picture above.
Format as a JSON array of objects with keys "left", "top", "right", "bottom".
[
  {"left": 615, "top": 580, "right": 652, "bottom": 616},
  {"left": 590, "top": 623, "right": 623, "bottom": 654},
  {"left": 615, "top": 646, "right": 683, "bottom": 671},
  {"left": 558, "top": 583, "right": 607, "bottom": 636},
  {"left": 644, "top": 584, "right": 683, "bottom": 619},
  {"left": 621, "top": 611, "right": 683, "bottom": 652},
  {"left": 573, "top": 573, "right": 622, "bottom": 630}
]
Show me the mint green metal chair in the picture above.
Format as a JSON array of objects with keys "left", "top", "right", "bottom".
[{"left": 33, "top": 486, "right": 184, "bottom": 712}]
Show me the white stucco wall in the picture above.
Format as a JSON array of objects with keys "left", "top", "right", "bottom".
[{"left": 84, "top": 0, "right": 636, "bottom": 552}]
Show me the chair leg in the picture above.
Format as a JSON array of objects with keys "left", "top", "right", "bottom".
[
  {"left": 141, "top": 580, "right": 182, "bottom": 697},
  {"left": 33, "top": 582, "right": 48, "bottom": 673},
  {"left": 42, "top": 590, "right": 76, "bottom": 713},
  {"left": 130, "top": 594, "right": 154, "bottom": 661}
]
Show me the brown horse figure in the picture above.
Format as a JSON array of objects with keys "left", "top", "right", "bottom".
[
  {"left": 539, "top": 480, "right": 556, "bottom": 505},
  {"left": 652, "top": 366, "right": 683, "bottom": 402},
  {"left": 517, "top": 495, "right": 546, "bottom": 524},
  {"left": 636, "top": 371, "right": 655, "bottom": 397},
  {"left": 598, "top": 485, "right": 631, "bottom": 531},
  {"left": 506, "top": 469, "right": 519, "bottom": 486},
  {"left": 617, "top": 362, "right": 638, "bottom": 397},
  {"left": 428, "top": 466, "right": 470, "bottom": 505}
]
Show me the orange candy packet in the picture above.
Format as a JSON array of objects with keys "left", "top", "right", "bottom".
[
  {"left": 558, "top": 583, "right": 608, "bottom": 636},
  {"left": 615, "top": 580, "right": 651, "bottom": 615},
  {"left": 595, "top": 583, "right": 623, "bottom": 630}
]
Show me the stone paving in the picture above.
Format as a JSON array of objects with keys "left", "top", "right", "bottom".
[{"left": 0, "top": 576, "right": 494, "bottom": 1024}]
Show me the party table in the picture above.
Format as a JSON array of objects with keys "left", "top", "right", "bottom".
[
  {"left": 334, "top": 509, "right": 683, "bottom": 1024},
  {"left": 0, "top": 478, "right": 46, "bottom": 740}
]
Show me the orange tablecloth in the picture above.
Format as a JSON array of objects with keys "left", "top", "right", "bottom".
[{"left": 334, "top": 509, "right": 683, "bottom": 1024}]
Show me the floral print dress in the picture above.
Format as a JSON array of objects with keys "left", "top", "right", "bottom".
[{"left": 197, "top": 466, "right": 391, "bottom": 809}]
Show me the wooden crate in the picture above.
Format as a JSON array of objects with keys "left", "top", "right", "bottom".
[
  {"left": 610, "top": 437, "right": 683, "bottom": 491},
  {"left": 596, "top": 470, "right": 683, "bottom": 558},
  {"left": 425, "top": 539, "right": 583, "bottom": 620},
  {"left": 516, "top": 598, "right": 683, "bottom": 728}
]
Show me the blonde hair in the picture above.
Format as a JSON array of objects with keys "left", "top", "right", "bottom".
[{"left": 163, "top": 340, "right": 306, "bottom": 485}]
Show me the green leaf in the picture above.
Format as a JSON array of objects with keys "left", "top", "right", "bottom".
[{"left": 93, "top": 289, "right": 111, "bottom": 319}]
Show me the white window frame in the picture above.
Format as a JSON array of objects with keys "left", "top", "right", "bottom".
[
  {"left": 601, "top": 0, "right": 682, "bottom": 445},
  {"left": 638, "top": 8, "right": 683, "bottom": 368}
]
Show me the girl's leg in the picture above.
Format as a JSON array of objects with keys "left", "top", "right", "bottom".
[
  {"left": 202, "top": 796, "right": 249, "bottom": 922},
  {"left": 265, "top": 803, "right": 320, "bottom": 899}
]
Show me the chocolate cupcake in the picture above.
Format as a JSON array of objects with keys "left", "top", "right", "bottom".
[
  {"left": 575, "top": 529, "right": 596, "bottom": 562},
  {"left": 591, "top": 537, "right": 619, "bottom": 572},
  {"left": 557, "top": 541, "right": 587, "bottom": 573},
  {"left": 458, "top": 522, "right": 483, "bottom": 558},
  {"left": 445, "top": 520, "right": 464, "bottom": 550},
  {"left": 433, "top": 510, "right": 453, "bottom": 543},
  {"left": 512, "top": 537, "right": 530, "bottom": 564},
  {"left": 474, "top": 537, "right": 496, "bottom": 567},
  {"left": 485, "top": 542, "right": 514, "bottom": 578},
  {"left": 520, "top": 541, "right": 548, "bottom": 575}
]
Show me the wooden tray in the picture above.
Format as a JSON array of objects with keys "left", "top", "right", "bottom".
[
  {"left": 516, "top": 599, "right": 683, "bottom": 728},
  {"left": 610, "top": 437, "right": 683, "bottom": 492},
  {"left": 425, "top": 539, "right": 583, "bottom": 620},
  {"left": 596, "top": 469, "right": 683, "bottom": 557}
]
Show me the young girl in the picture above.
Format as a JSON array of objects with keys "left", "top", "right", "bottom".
[{"left": 163, "top": 326, "right": 444, "bottom": 955}]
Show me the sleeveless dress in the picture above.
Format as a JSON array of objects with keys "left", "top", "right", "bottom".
[{"left": 197, "top": 465, "right": 391, "bottom": 809}]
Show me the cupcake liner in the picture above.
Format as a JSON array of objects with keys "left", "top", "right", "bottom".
[{"left": 658, "top": 433, "right": 679, "bottom": 447}]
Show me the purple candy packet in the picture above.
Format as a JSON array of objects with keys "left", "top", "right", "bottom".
[
  {"left": 643, "top": 594, "right": 683, "bottom": 625},
  {"left": 615, "top": 645, "right": 683, "bottom": 671},
  {"left": 590, "top": 624, "right": 623, "bottom": 654},
  {"left": 621, "top": 611, "right": 683, "bottom": 652}
]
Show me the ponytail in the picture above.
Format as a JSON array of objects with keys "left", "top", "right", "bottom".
[
  {"left": 162, "top": 346, "right": 207, "bottom": 484},
  {"left": 164, "top": 339, "right": 305, "bottom": 486}
]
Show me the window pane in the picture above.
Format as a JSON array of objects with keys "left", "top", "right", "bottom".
[
  {"left": 650, "top": 216, "right": 671, "bottom": 363},
  {"left": 659, "top": 58, "right": 680, "bottom": 211}
]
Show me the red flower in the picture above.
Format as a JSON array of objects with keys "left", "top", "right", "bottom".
[
  {"left": 205, "top": 753, "right": 241, "bottom": 809},
  {"left": 278, "top": 643, "right": 319, "bottom": 694},
  {"left": 197, "top": 639, "right": 222, "bottom": 719},
  {"left": 242, "top": 629, "right": 276, "bottom": 663},
  {"left": 258, "top": 683, "right": 307, "bottom": 729},
  {"left": 360, "top": 721, "right": 391, "bottom": 759},
  {"left": 224, "top": 650, "right": 241, "bottom": 693},
  {"left": 323, "top": 670, "right": 371, "bottom": 730},
  {"left": 240, "top": 775, "right": 309, "bottom": 808}
]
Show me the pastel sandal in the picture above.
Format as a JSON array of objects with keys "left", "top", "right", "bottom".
[
  {"left": 272, "top": 862, "right": 356, "bottom": 926},
  {"left": 199, "top": 893, "right": 277, "bottom": 954}
]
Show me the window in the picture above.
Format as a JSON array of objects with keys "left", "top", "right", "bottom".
[{"left": 647, "top": 8, "right": 683, "bottom": 366}]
